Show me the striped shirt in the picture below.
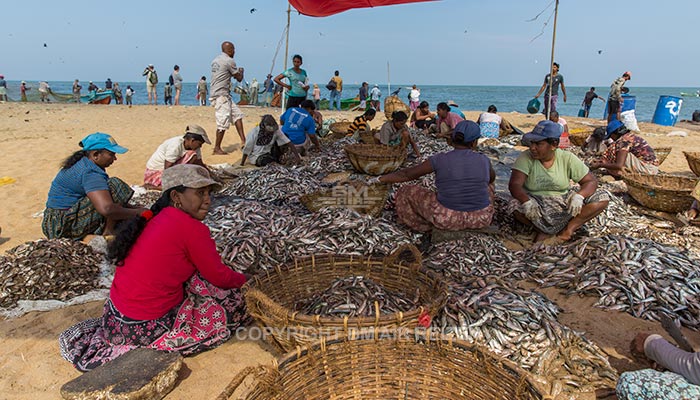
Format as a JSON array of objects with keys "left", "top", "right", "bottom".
[
  {"left": 347, "top": 115, "right": 369, "bottom": 136},
  {"left": 46, "top": 157, "right": 110, "bottom": 209}
]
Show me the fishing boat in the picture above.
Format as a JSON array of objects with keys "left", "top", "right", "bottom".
[
  {"left": 680, "top": 91, "right": 700, "bottom": 97},
  {"left": 81, "top": 90, "right": 114, "bottom": 104}
]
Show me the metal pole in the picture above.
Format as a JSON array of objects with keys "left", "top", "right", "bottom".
[
  {"left": 282, "top": 3, "right": 291, "bottom": 110},
  {"left": 546, "top": 0, "right": 559, "bottom": 120},
  {"left": 387, "top": 61, "right": 391, "bottom": 95}
]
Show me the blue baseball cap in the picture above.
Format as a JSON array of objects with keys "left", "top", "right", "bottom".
[
  {"left": 521, "top": 120, "right": 561, "bottom": 145},
  {"left": 453, "top": 120, "right": 481, "bottom": 143},
  {"left": 605, "top": 120, "right": 627, "bottom": 139},
  {"left": 79, "top": 132, "right": 128, "bottom": 153}
]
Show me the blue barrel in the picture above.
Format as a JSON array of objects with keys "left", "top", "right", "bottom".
[
  {"left": 604, "top": 95, "right": 636, "bottom": 120},
  {"left": 652, "top": 95, "right": 683, "bottom": 126}
]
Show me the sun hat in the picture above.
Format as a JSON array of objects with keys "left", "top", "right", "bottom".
[
  {"left": 521, "top": 120, "right": 561, "bottom": 145},
  {"left": 184, "top": 124, "right": 211, "bottom": 144},
  {"left": 447, "top": 100, "right": 459, "bottom": 107},
  {"left": 161, "top": 164, "right": 220, "bottom": 192},
  {"left": 79, "top": 132, "right": 129, "bottom": 153},
  {"left": 453, "top": 120, "right": 481, "bottom": 143},
  {"left": 623, "top": 71, "right": 632, "bottom": 79},
  {"left": 605, "top": 120, "right": 627, "bottom": 139},
  {"left": 21, "top": 80, "right": 26, "bottom": 84}
]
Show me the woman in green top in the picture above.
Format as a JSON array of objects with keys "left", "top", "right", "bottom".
[
  {"left": 509, "top": 120, "right": 609, "bottom": 244},
  {"left": 274, "top": 54, "right": 309, "bottom": 110}
]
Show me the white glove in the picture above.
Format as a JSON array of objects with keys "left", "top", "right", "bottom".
[
  {"left": 521, "top": 199, "right": 541, "bottom": 221},
  {"left": 567, "top": 193, "right": 585, "bottom": 217}
]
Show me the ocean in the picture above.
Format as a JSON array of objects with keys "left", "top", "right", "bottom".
[{"left": 4, "top": 80, "right": 699, "bottom": 123}]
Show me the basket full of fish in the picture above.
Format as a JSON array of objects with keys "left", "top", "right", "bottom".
[
  {"left": 242, "top": 244, "right": 449, "bottom": 352},
  {"left": 622, "top": 173, "right": 697, "bottom": 213},
  {"left": 221, "top": 331, "right": 548, "bottom": 400},
  {"left": 344, "top": 143, "right": 407, "bottom": 176}
]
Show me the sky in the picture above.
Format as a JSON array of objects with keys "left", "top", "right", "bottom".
[{"left": 1, "top": 0, "right": 699, "bottom": 87}]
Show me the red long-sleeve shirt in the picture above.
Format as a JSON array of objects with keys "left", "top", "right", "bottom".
[{"left": 110, "top": 206, "right": 246, "bottom": 320}]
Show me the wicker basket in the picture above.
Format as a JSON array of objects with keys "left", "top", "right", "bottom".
[
  {"left": 329, "top": 120, "right": 352, "bottom": 138},
  {"left": 358, "top": 129, "right": 378, "bottom": 144},
  {"left": 654, "top": 147, "right": 671, "bottom": 165},
  {"left": 569, "top": 128, "right": 591, "bottom": 147},
  {"left": 243, "top": 245, "right": 449, "bottom": 352},
  {"left": 622, "top": 173, "right": 697, "bottom": 213},
  {"left": 344, "top": 144, "right": 407, "bottom": 176},
  {"left": 219, "top": 331, "right": 547, "bottom": 400},
  {"left": 684, "top": 151, "right": 700, "bottom": 176},
  {"left": 384, "top": 95, "right": 411, "bottom": 121},
  {"left": 299, "top": 182, "right": 389, "bottom": 217}
]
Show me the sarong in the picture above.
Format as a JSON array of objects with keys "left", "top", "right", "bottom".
[
  {"left": 395, "top": 185, "right": 495, "bottom": 233},
  {"left": 508, "top": 188, "right": 609, "bottom": 235},
  {"left": 41, "top": 177, "right": 133, "bottom": 240},
  {"left": 617, "top": 369, "right": 700, "bottom": 400},
  {"left": 143, "top": 151, "right": 198, "bottom": 187},
  {"left": 623, "top": 153, "right": 659, "bottom": 175},
  {"left": 58, "top": 273, "right": 250, "bottom": 372}
]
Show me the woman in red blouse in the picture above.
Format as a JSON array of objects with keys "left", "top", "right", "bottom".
[{"left": 59, "top": 164, "right": 248, "bottom": 371}]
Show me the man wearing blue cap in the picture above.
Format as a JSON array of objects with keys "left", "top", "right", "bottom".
[
  {"left": 590, "top": 120, "right": 659, "bottom": 177},
  {"left": 368, "top": 120, "right": 495, "bottom": 235},
  {"left": 510, "top": 120, "right": 609, "bottom": 244},
  {"left": 43, "top": 133, "right": 148, "bottom": 240}
]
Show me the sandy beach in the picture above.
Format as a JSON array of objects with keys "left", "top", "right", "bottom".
[{"left": 1, "top": 102, "right": 700, "bottom": 399}]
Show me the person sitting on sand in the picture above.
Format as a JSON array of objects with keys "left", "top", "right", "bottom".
[
  {"left": 589, "top": 120, "right": 659, "bottom": 178},
  {"left": 509, "top": 120, "right": 609, "bottom": 244},
  {"left": 409, "top": 101, "right": 435, "bottom": 132},
  {"left": 143, "top": 124, "right": 211, "bottom": 190},
  {"left": 431, "top": 102, "right": 464, "bottom": 138},
  {"left": 42, "top": 133, "right": 146, "bottom": 240},
  {"left": 347, "top": 108, "right": 377, "bottom": 140},
  {"left": 548, "top": 110, "right": 570, "bottom": 148},
  {"left": 616, "top": 332, "right": 700, "bottom": 399},
  {"left": 477, "top": 105, "right": 506, "bottom": 139},
  {"left": 58, "top": 164, "right": 248, "bottom": 372},
  {"left": 241, "top": 114, "right": 301, "bottom": 166},
  {"left": 280, "top": 99, "right": 321, "bottom": 156},
  {"left": 375, "top": 111, "right": 421, "bottom": 157},
  {"left": 368, "top": 121, "right": 494, "bottom": 233}
]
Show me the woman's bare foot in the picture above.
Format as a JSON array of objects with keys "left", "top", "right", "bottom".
[{"left": 212, "top": 148, "right": 229, "bottom": 155}]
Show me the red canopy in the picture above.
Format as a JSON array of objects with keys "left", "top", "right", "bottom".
[{"left": 288, "top": 0, "right": 435, "bottom": 17}]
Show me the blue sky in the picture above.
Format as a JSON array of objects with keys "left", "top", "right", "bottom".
[{"left": 1, "top": 0, "right": 698, "bottom": 87}]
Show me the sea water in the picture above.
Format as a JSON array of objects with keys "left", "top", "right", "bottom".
[{"left": 4, "top": 81, "right": 699, "bottom": 123}]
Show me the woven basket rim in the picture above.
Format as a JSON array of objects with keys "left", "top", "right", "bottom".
[{"left": 622, "top": 173, "right": 697, "bottom": 192}]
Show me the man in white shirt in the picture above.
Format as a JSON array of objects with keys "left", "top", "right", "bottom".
[{"left": 144, "top": 124, "right": 211, "bottom": 189}]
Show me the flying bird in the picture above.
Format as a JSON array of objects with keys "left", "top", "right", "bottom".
[
  {"left": 250, "top": 8, "right": 256, "bottom": 13},
  {"left": 319, "top": 32, "right": 324, "bottom": 36},
  {"left": 43, "top": 43, "right": 47, "bottom": 47},
  {"left": 597, "top": 49, "right": 603, "bottom": 54}
]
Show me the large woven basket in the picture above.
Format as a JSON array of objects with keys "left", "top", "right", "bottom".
[
  {"left": 358, "top": 129, "right": 378, "bottom": 144},
  {"left": 622, "top": 173, "right": 697, "bottom": 213},
  {"left": 329, "top": 120, "right": 352, "bottom": 138},
  {"left": 384, "top": 95, "right": 411, "bottom": 120},
  {"left": 344, "top": 144, "right": 407, "bottom": 176},
  {"left": 684, "top": 151, "right": 700, "bottom": 176},
  {"left": 243, "top": 245, "right": 449, "bottom": 352},
  {"left": 654, "top": 147, "right": 671, "bottom": 165},
  {"left": 299, "top": 182, "right": 389, "bottom": 217},
  {"left": 218, "top": 331, "right": 547, "bottom": 400},
  {"left": 569, "top": 128, "right": 590, "bottom": 147}
]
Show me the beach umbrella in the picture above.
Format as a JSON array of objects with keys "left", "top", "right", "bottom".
[{"left": 288, "top": 0, "right": 437, "bottom": 17}]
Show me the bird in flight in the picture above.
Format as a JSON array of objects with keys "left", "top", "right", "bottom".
[
  {"left": 250, "top": 8, "right": 256, "bottom": 13},
  {"left": 597, "top": 49, "right": 603, "bottom": 54},
  {"left": 43, "top": 43, "right": 47, "bottom": 47}
]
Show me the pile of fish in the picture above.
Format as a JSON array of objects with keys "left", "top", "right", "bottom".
[
  {"left": 0, "top": 239, "right": 102, "bottom": 308},
  {"left": 218, "top": 164, "right": 323, "bottom": 203},
  {"left": 436, "top": 277, "right": 617, "bottom": 394},
  {"left": 304, "top": 137, "right": 354, "bottom": 175},
  {"left": 515, "top": 234, "right": 700, "bottom": 330},
  {"left": 294, "top": 275, "right": 419, "bottom": 318},
  {"left": 206, "top": 199, "right": 416, "bottom": 274}
]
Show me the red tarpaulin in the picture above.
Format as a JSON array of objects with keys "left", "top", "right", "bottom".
[{"left": 288, "top": 0, "right": 435, "bottom": 17}]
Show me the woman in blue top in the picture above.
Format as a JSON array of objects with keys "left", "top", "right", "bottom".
[
  {"left": 42, "top": 133, "right": 147, "bottom": 240},
  {"left": 274, "top": 54, "right": 309, "bottom": 110},
  {"left": 369, "top": 120, "right": 495, "bottom": 233}
]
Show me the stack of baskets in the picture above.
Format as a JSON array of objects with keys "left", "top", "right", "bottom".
[
  {"left": 344, "top": 144, "right": 407, "bottom": 175},
  {"left": 683, "top": 151, "right": 700, "bottom": 176},
  {"left": 219, "top": 331, "right": 547, "bottom": 400},
  {"left": 299, "top": 182, "right": 389, "bottom": 217},
  {"left": 243, "top": 245, "right": 449, "bottom": 352},
  {"left": 384, "top": 95, "right": 411, "bottom": 120},
  {"left": 654, "top": 147, "right": 672, "bottom": 165},
  {"left": 622, "top": 173, "right": 697, "bottom": 213},
  {"left": 329, "top": 120, "right": 352, "bottom": 139}
]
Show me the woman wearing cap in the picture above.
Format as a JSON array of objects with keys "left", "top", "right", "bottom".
[
  {"left": 42, "top": 133, "right": 146, "bottom": 240},
  {"left": 368, "top": 121, "right": 494, "bottom": 233},
  {"left": 509, "top": 120, "right": 609, "bottom": 244},
  {"left": 409, "top": 101, "right": 435, "bottom": 132},
  {"left": 589, "top": 120, "right": 658, "bottom": 177},
  {"left": 59, "top": 164, "right": 248, "bottom": 371},
  {"left": 144, "top": 124, "right": 211, "bottom": 190}
]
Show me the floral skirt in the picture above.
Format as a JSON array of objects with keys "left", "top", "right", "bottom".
[
  {"left": 395, "top": 185, "right": 494, "bottom": 233},
  {"left": 59, "top": 274, "right": 250, "bottom": 372},
  {"left": 617, "top": 369, "right": 700, "bottom": 399}
]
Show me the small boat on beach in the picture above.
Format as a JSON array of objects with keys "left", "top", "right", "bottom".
[
  {"left": 680, "top": 91, "right": 700, "bottom": 97},
  {"left": 81, "top": 90, "right": 114, "bottom": 104}
]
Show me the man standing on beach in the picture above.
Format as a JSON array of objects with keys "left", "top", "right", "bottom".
[
  {"left": 582, "top": 87, "right": 605, "bottom": 118},
  {"left": 210, "top": 41, "right": 246, "bottom": 155},
  {"left": 38, "top": 81, "right": 51, "bottom": 102},
  {"left": 329, "top": 70, "right": 342, "bottom": 111},
  {"left": 370, "top": 84, "right": 381, "bottom": 111},
  {"left": 142, "top": 64, "right": 158, "bottom": 105},
  {"left": 0, "top": 75, "right": 7, "bottom": 102},
  {"left": 72, "top": 79, "right": 82, "bottom": 103},
  {"left": 534, "top": 62, "right": 566, "bottom": 117},
  {"left": 607, "top": 71, "right": 631, "bottom": 122},
  {"left": 261, "top": 74, "right": 274, "bottom": 107}
]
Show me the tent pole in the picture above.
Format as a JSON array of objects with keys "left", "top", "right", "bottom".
[
  {"left": 387, "top": 62, "right": 391, "bottom": 95},
  {"left": 546, "top": 0, "right": 559, "bottom": 120},
  {"left": 282, "top": 3, "right": 291, "bottom": 110}
]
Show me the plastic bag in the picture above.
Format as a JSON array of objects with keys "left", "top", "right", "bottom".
[{"left": 621, "top": 110, "right": 640, "bottom": 132}]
